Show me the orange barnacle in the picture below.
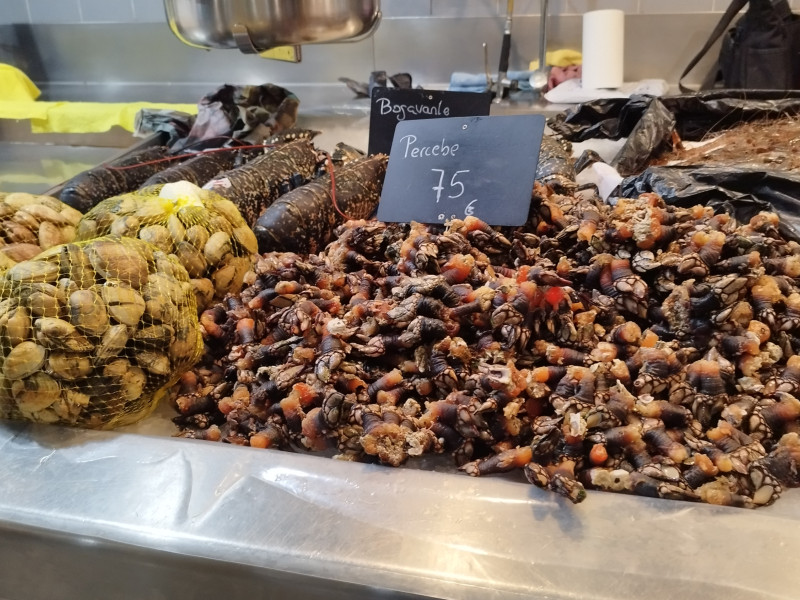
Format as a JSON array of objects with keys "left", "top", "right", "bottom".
[
  {"left": 508, "top": 362, "right": 528, "bottom": 398},
  {"left": 784, "top": 292, "right": 800, "bottom": 316},
  {"left": 609, "top": 359, "right": 631, "bottom": 384},
  {"left": 640, "top": 192, "right": 663, "bottom": 207},
  {"left": 544, "top": 286, "right": 568, "bottom": 309},
  {"left": 301, "top": 407, "right": 329, "bottom": 451},
  {"left": 531, "top": 365, "right": 566, "bottom": 383},
  {"left": 784, "top": 255, "right": 800, "bottom": 278},
  {"left": 543, "top": 200, "right": 565, "bottom": 224},
  {"left": 275, "top": 280, "right": 303, "bottom": 295},
  {"left": 367, "top": 368, "right": 404, "bottom": 399},
  {"left": 696, "top": 230, "right": 726, "bottom": 265},
  {"left": 442, "top": 253, "right": 474, "bottom": 284},
  {"left": 293, "top": 382, "right": 318, "bottom": 407},
  {"left": 577, "top": 213, "right": 599, "bottom": 242},
  {"left": 640, "top": 329, "right": 659, "bottom": 348},
  {"left": 556, "top": 256, "right": 572, "bottom": 277},
  {"left": 517, "top": 280, "right": 539, "bottom": 307},
  {"left": 235, "top": 317, "right": 256, "bottom": 345},
  {"left": 531, "top": 366, "right": 550, "bottom": 383},
  {"left": 691, "top": 205, "right": 713, "bottom": 219},
  {"left": 707, "top": 213, "right": 730, "bottom": 230},
  {"left": 589, "top": 443, "right": 608, "bottom": 466},
  {"left": 217, "top": 396, "right": 236, "bottom": 415},
  {"left": 749, "top": 211, "right": 780, "bottom": 231},
  {"left": 525, "top": 397, "right": 547, "bottom": 420},
  {"left": 616, "top": 222, "right": 634, "bottom": 240},
  {"left": 635, "top": 219, "right": 662, "bottom": 250},
  {"left": 343, "top": 375, "right": 368, "bottom": 393},
  {"left": 752, "top": 275, "right": 783, "bottom": 304},
  {"left": 589, "top": 342, "right": 618, "bottom": 363},
  {"left": 249, "top": 434, "right": 270, "bottom": 449},
  {"left": 232, "top": 385, "right": 251, "bottom": 405}
]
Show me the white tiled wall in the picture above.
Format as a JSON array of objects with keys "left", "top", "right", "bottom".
[{"left": 1, "top": 0, "right": 798, "bottom": 23}]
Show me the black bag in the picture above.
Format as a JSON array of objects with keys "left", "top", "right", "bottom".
[{"left": 680, "top": 0, "right": 800, "bottom": 91}]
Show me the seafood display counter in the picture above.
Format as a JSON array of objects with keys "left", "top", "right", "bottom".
[
  {"left": 2, "top": 102, "right": 800, "bottom": 600},
  {"left": 1, "top": 417, "right": 799, "bottom": 600}
]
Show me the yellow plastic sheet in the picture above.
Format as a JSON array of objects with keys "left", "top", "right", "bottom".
[
  {"left": 0, "top": 100, "right": 198, "bottom": 134},
  {"left": 0, "top": 64, "right": 41, "bottom": 101},
  {"left": 529, "top": 49, "right": 583, "bottom": 70},
  {"left": 0, "top": 63, "right": 197, "bottom": 134}
]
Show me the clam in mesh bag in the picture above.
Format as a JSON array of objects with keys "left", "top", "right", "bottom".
[
  {"left": 0, "top": 235, "right": 203, "bottom": 428},
  {"left": 0, "top": 192, "right": 82, "bottom": 268},
  {"left": 75, "top": 181, "right": 257, "bottom": 312}
]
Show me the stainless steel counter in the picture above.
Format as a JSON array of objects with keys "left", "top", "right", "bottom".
[
  {"left": 0, "top": 142, "right": 122, "bottom": 194},
  {"left": 3, "top": 93, "right": 797, "bottom": 600},
  {"left": 0, "top": 414, "right": 798, "bottom": 600}
]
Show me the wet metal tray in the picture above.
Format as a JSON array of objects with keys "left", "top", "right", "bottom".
[{"left": 0, "top": 418, "right": 798, "bottom": 600}]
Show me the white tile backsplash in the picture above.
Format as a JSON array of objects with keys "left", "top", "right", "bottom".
[
  {"left": 0, "top": 0, "right": 793, "bottom": 26},
  {"left": 431, "top": 0, "right": 500, "bottom": 17},
  {"left": 132, "top": 0, "right": 166, "bottom": 22},
  {"left": 80, "top": 0, "right": 134, "bottom": 22},
  {"left": 0, "top": 0, "right": 29, "bottom": 24},
  {"left": 640, "top": 0, "right": 714, "bottom": 13},
  {"left": 381, "top": 0, "right": 432, "bottom": 17},
  {"left": 27, "top": 0, "right": 81, "bottom": 23}
]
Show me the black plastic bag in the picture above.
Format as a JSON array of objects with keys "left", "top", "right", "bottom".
[
  {"left": 550, "top": 90, "right": 800, "bottom": 142},
  {"left": 680, "top": 0, "right": 800, "bottom": 91},
  {"left": 549, "top": 90, "right": 800, "bottom": 176},
  {"left": 621, "top": 165, "right": 800, "bottom": 242},
  {"left": 611, "top": 98, "right": 675, "bottom": 177}
]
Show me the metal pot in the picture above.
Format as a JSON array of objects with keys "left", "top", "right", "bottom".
[{"left": 165, "top": 0, "right": 381, "bottom": 54}]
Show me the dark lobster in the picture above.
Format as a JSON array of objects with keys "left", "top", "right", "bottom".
[
  {"left": 60, "top": 146, "right": 171, "bottom": 212},
  {"left": 254, "top": 154, "right": 388, "bottom": 254},
  {"left": 203, "top": 139, "right": 318, "bottom": 226}
]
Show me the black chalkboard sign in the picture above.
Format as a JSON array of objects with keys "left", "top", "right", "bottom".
[
  {"left": 377, "top": 115, "right": 545, "bottom": 227},
  {"left": 368, "top": 88, "right": 492, "bottom": 156}
]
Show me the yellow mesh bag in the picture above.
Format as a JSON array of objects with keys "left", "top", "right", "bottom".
[
  {"left": 75, "top": 181, "right": 257, "bottom": 312},
  {"left": 0, "top": 191, "right": 82, "bottom": 268},
  {"left": 0, "top": 235, "right": 203, "bottom": 429}
]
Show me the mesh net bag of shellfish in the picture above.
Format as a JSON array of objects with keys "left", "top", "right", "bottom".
[
  {"left": 0, "top": 235, "right": 203, "bottom": 429},
  {"left": 0, "top": 192, "right": 83, "bottom": 268},
  {"left": 74, "top": 181, "right": 257, "bottom": 313}
]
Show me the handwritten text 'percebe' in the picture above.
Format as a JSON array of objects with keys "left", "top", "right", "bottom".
[{"left": 399, "top": 135, "right": 460, "bottom": 159}]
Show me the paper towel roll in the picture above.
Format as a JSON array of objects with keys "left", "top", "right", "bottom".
[{"left": 582, "top": 9, "right": 624, "bottom": 90}]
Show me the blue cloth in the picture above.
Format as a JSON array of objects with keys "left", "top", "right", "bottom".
[{"left": 449, "top": 71, "right": 535, "bottom": 93}]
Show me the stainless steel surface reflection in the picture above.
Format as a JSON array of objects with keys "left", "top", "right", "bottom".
[
  {"left": 165, "top": 0, "right": 381, "bottom": 51},
  {"left": 0, "top": 143, "right": 122, "bottom": 195},
  {"left": 0, "top": 420, "right": 799, "bottom": 600}
]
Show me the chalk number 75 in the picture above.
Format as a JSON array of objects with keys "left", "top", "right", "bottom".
[{"left": 431, "top": 169, "right": 470, "bottom": 203}]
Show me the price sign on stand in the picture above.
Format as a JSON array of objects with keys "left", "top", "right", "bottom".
[
  {"left": 368, "top": 88, "right": 491, "bottom": 156},
  {"left": 377, "top": 115, "right": 545, "bottom": 226}
]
